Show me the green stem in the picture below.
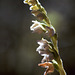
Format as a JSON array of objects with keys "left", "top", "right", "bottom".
[
  {"left": 59, "top": 65, "right": 67, "bottom": 75},
  {"left": 51, "top": 35, "right": 58, "bottom": 53},
  {"left": 43, "top": 19, "right": 50, "bottom": 27},
  {"left": 51, "top": 37, "right": 67, "bottom": 75},
  {"left": 52, "top": 59, "right": 67, "bottom": 75}
]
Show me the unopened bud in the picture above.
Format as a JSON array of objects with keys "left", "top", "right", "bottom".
[
  {"left": 36, "top": 13, "right": 46, "bottom": 20},
  {"left": 31, "top": 10, "right": 41, "bottom": 16},
  {"left": 30, "top": 5, "right": 39, "bottom": 10},
  {"left": 23, "top": 0, "right": 37, "bottom": 6},
  {"left": 45, "top": 26, "right": 55, "bottom": 37}
]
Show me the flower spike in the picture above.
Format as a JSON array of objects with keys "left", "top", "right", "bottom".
[{"left": 24, "top": 0, "right": 67, "bottom": 75}]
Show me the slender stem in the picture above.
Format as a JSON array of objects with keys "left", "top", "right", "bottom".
[
  {"left": 59, "top": 65, "right": 67, "bottom": 75},
  {"left": 51, "top": 35, "right": 58, "bottom": 53},
  {"left": 57, "top": 57, "right": 67, "bottom": 75},
  {"left": 51, "top": 37, "right": 67, "bottom": 75}
]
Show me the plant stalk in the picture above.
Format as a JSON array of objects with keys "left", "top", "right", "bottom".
[{"left": 59, "top": 64, "right": 67, "bottom": 75}]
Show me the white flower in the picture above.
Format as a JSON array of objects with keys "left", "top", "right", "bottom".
[
  {"left": 30, "top": 20, "right": 45, "bottom": 34},
  {"left": 36, "top": 38, "right": 49, "bottom": 51}
]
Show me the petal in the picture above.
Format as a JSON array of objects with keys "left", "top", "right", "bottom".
[
  {"left": 38, "top": 62, "right": 52, "bottom": 68},
  {"left": 38, "top": 62, "right": 54, "bottom": 75},
  {"left": 30, "top": 21, "right": 46, "bottom": 33}
]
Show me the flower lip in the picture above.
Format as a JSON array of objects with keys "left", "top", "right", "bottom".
[
  {"left": 38, "top": 62, "right": 54, "bottom": 75},
  {"left": 38, "top": 62, "right": 53, "bottom": 67}
]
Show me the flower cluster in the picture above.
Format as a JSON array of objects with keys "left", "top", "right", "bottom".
[
  {"left": 36, "top": 38, "right": 54, "bottom": 62},
  {"left": 36, "top": 38, "right": 55, "bottom": 75},
  {"left": 30, "top": 20, "right": 55, "bottom": 37},
  {"left": 24, "top": 0, "right": 66, "bottom": 75},
  {"left": 23, "top": 0, "right": 55, "bottom": 75},
  {"left": 24, "top": 0, "right": 56, "bottom": 37},
  {"left": 24, "top": 0, "right": 50, "bottom": 24}
]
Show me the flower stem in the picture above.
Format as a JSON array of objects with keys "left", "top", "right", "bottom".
[{"left": 59, "top": 65, "right": 67, "bottom": 75}]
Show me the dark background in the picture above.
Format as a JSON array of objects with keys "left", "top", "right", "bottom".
[{"left": 0, "top": 0, "right": 75, "bottom": 75}]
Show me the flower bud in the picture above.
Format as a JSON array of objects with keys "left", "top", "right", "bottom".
[
  {"left": 23, "top": 0, "right": 37, "bottom": 6},
  {"left": 45, "top": 26, "right": 55, "bottom": 37},
  {"left": 31, "top": 10, "right": 46, "bottom": 20},
  {"left": 30, "top": 5, "right": 39, "bottom": 10},
  {"left": 31, "top": 10, "right": 41, "bottom": 16},
  {"left": 37, "top": 12, "right": 46, "bottom": 20}
]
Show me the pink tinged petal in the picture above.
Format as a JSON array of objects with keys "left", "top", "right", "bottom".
[
  {"left": 38, "top": 62, "right": 53, "bottom": 68},
  {"left": 38, "top": 62, "right": 54, "bottom": 75}
]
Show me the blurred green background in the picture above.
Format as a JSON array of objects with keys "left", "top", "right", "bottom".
[{"left": 0, "top": 0, "right": 75, "bottom": 75}]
